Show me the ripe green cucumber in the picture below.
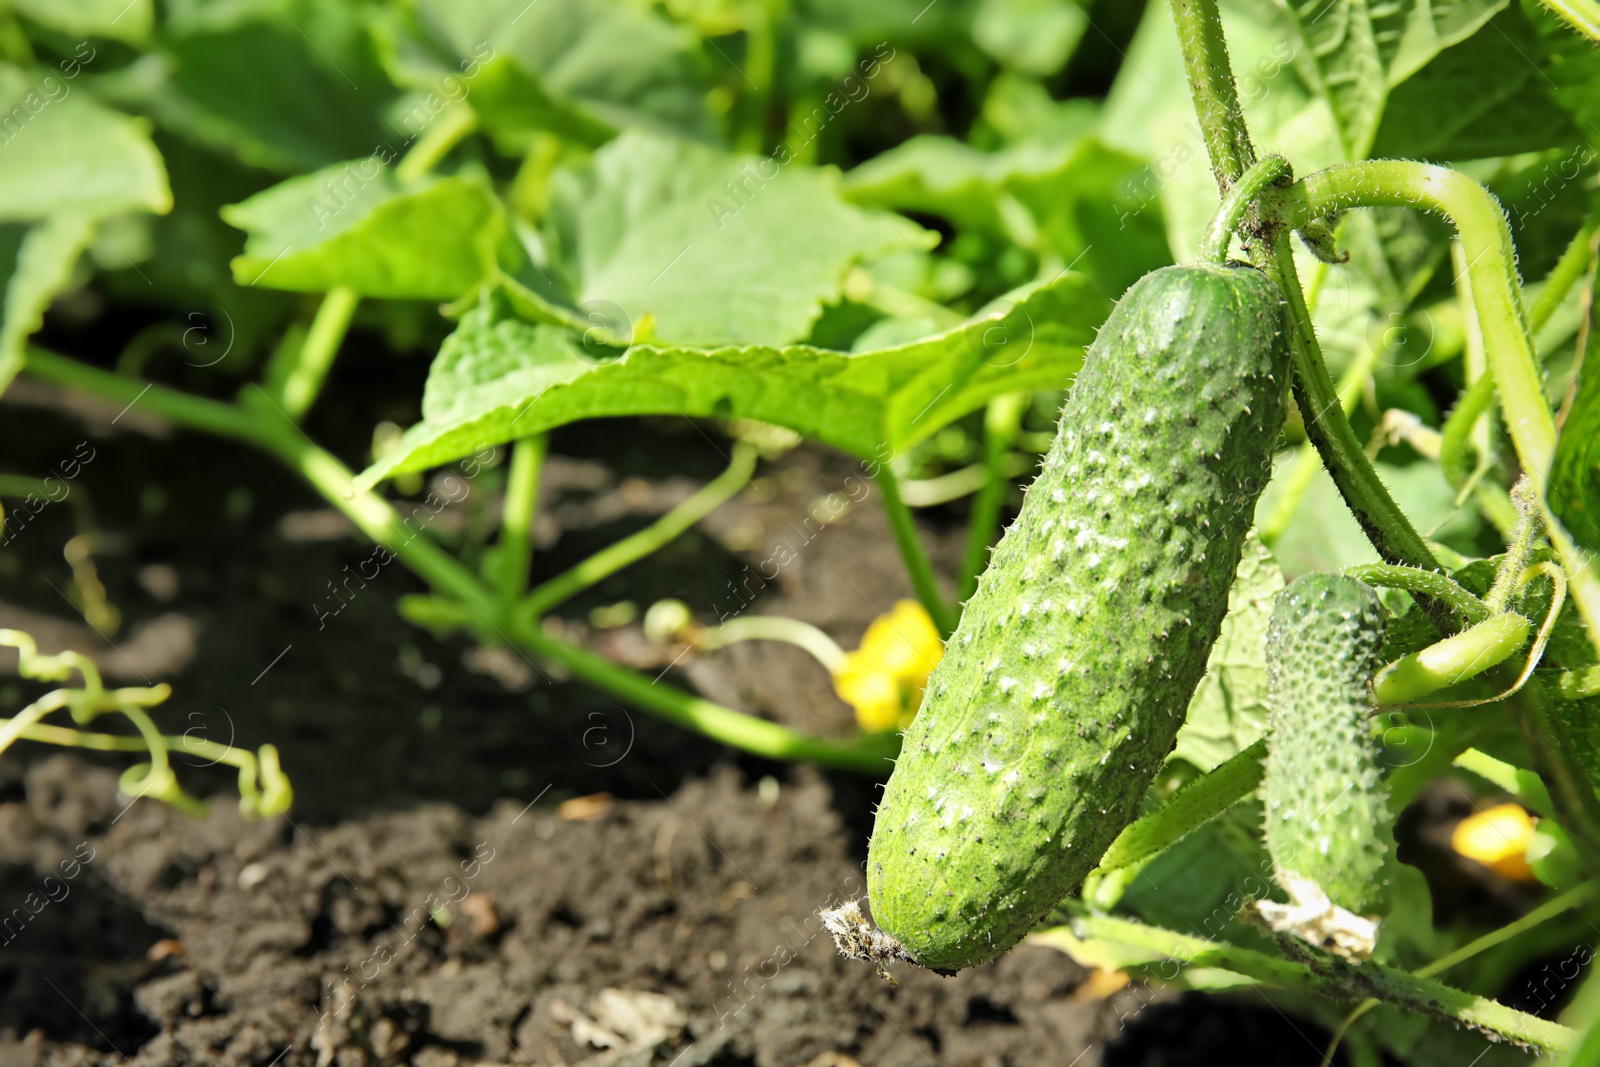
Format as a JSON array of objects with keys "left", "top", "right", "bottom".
[
  {"left": 863, "top": 262, "right": 1290, "bottom": 972},
  {"left": 1263, "top": 574, "right": 1393, "bottom": 919}
]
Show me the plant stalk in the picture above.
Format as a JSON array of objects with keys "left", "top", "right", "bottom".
[
  {"left": 959, "top": 393, "right": 1025, "bottom": 605},
  {"left": 1341, "top": 563, "right": 1489, "bottom": 625},
  {"left": 271, "top": 287, "right": 359, "bottom": 422},
  {"left": 1168, "top": 0, "right": 1441, "bottom": 580},
  {"left": 875, "top": 463, "right": 957, "bottom": 636},
  {"left": 507, "top": 615, "right": 897, "bottom": 771},
  {"left": 1059, "top": 913, "right": 1576, "bottom": 1053},
  {"left": 1166, "top": 0, "right": 1256, "bottom": 187},
  {"left": 496, "top": 435, "right": 546, "bottom": 601},
  {"left": 1202, "top": 154, "right": 1290, "bottom": 264},
  {"left": 520, "top": 445, "right": 756, "bottom": 619}
]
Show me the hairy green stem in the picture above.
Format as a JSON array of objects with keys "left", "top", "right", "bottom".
[
  {"left": 1266, "top": 235, "right": 1441, "bottom": 574},
  {"left": 1284, "top": 164, "right": 1600, "bottom": 837},
  {"left": 1440, "top": 220, "right": 1591, "bottom": 492},
  {"left": 394, "top": 104, "right": 479, "bottom": 183},
  {"left": 28, "top": 347, "right": 274, "bottom": 445},
  {"left": 496, "top": 435, "right": 546, "bottom": 601},
  {"left": 1167, "top": 0, "right": 1255, "bottom": 187},
  {"left": 1532, "top": 218, "right": 1598, "bottom": 338},
  {"left": 1325, "top": 879, "right": 1600, "bottom": 1063},
  {"left": 1536, "top": 0, "right": 1600, "bottom": 42},
  {"left": 1170, "top": 0, "right": 1434, "bottom": 580},
  {"left": 520, "top": 445, "right": 755, "bottom": 619},
  {"left": 1288, "top": 164, "right": 1600, "bottom": 648},
  {"left": 1259, "top": 326, "right": 1381, "bottom": 547},
  {"left": 1059, "top": 912, "right": 1576, "bottom": 1052},
  {"left": 1203, "top": 154, "right": 1291, "bottom": 263},
  {"left": 875, "top": 464, "right": 957, "bottom": 636},
  {"left": 1342, "top": 563, "right": 1489, "bottom": 624},
  {"left": 736, "top": 1, "right": 777, "bottom": 155},
  {"left": 1440, "top": 375, "right": 1497, "bottom": 491}
]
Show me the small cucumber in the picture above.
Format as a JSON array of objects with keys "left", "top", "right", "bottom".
[
  {"left": 1262, "top": 574, "right": 1394, "bottom": 947},
  {"left": 859, "top": 262, "right": 1291, "bottom": 972}
]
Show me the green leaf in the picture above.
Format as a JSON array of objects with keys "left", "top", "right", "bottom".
[
  {"left": 1369, "top": 4, "right": 1579, "bottom": 160},
  {"left": 0, "top": 64, "right": 170, "bottom": 222},
  {"left": 545, "top": 130, "right": 936, "bottom": 346},
  {"left": 1113, "top": 811, "right": 1274, "bottom": 946},
  {"left": 846, "top": 129, "right": 1171, "bottom": 297},
  {"left": 1171, "top": 534, "right": 1285, "bottom": 773},
  {"left": 0, "top": 213, "right": 95, "bottom": 395},
  {"left": 972, "top": 0, "right": 1088, "bottom": 76},
  {"left": 1281, "top": 0, "right": 1510, "bottom": 158},
  {"left": 1529, "top": 0, "right": 1600, "bottom": 152},
  {"left": 112, "top": 0, "right": 396, "bottom": 173},
  {"left": 222, "top": 163, "right": 502, "bottom": 299},
  {"left": 377, "top": 0, "right": 713, "bottom": 144},
  {"left": 355, "top": 273, "right": 1110, "bottom": 489},
  {"left": 1548, "top": 329, "right": 1600, "bottom": 560},
  {"left": 13, "top": 0, "right": 152, "bottom": 40}
]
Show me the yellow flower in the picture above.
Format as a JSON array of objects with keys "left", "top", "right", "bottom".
[
  {"left": 833, "top": 600, "right": 943, "bottom": 733},
  {"left": 1451, "top": 802, "right": 1538, "bottom": 882}
]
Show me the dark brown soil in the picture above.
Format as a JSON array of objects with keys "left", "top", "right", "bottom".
[{"left": 0, "top": 392, "right": 1342, "bottom": 1066}]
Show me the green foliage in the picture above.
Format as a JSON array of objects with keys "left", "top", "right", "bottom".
[
  {"left": 543, "top": 131, "right": 935, "bottom": 346},
  {"left": 1550, "top": 327, "right": 1600, "bottom": 558},
  {"left": 3, "top": 0, "right": 1600, "bottom": 1055},
  {"left": 1172, "top": 534, "right": 1283, "bottom": 773},
  {"left": 1281, "top": 0, "right": 1509, "bottom": 158},
  {"left": 356, "top": 274, "right": 1108, "bottom": 487},
  {"left": 223, "top": 163, "right": 503, "bottom": 299},
  {"left": 379, "top": 0, "right": 715, "bottom": 145}
]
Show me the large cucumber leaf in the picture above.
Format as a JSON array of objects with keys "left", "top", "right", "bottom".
[
  {"left": 0, "top": 63, "right": 170, "bottom": 394},
  {"left": 221, "top": 163, "right": 503, "bottom": 299},
  {"left": 375, "top": 0, "right": 714, "bottom": 145},
  {"left": 354, "top": 274, "right": 1109, "bottom": 489},
  {"left": 1280, "top": 0, "right": 1510, "bottom": 159},
  {"left": 0, "top": 215, "right": 95, "bottom": 395},
  {"left": 1171, "top": 535, "right": 1284, "bottom": 773},
  {"left": 1368, "top": 4, "right": 1579, "bottom": 160},
  {"left": 0, "top": 65, "right": 170, "bottom": 222},
  {"left": 103, "top": 0, "right": 395, "bottom": 173},
  {"left": 540, "top": 131, "right": 937, "bottom": 347},
  {"left": 845, "top": 128, "right": 1171, "bottom": 298}
]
